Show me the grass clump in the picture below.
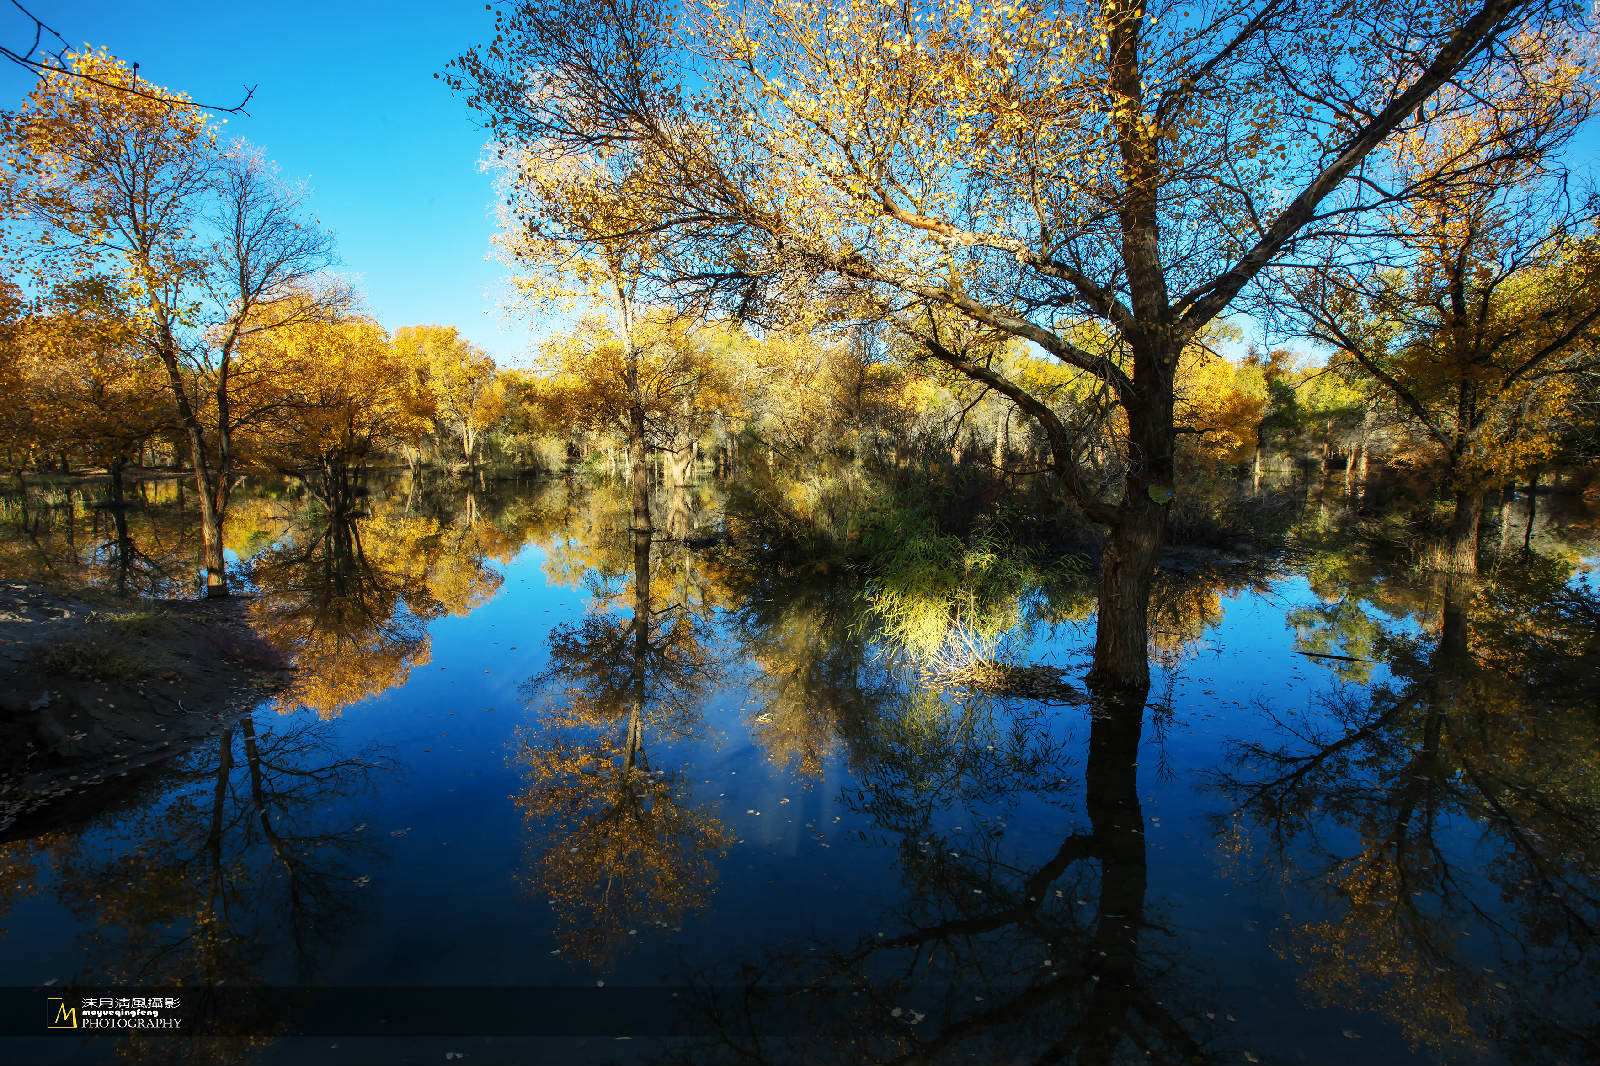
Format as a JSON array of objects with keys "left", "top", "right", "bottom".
[
  {"left": 100, "top": 609, "right": 168, "bottom": 639},
  {"left": 861, "top": 509, "right": 1087, "bottom": 678},
  {"left": 34, "top": 630, "right": 167, "bottom": 682}
]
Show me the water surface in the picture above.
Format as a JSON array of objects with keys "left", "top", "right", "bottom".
[{"left": 1, "top": 475, "right": 1596, "bottom": 1065}]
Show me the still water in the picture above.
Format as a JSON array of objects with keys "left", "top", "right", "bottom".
[{"left": 1, "top": 474, "right": 1596, "bottom": 1065}]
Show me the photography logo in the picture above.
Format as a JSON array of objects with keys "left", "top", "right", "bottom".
[
  {"left": 44, "top": 994, "right": 182, "bottom": 1031},
  {"left": 47, "top": 996, "right": 77, "bottom": 1029}
]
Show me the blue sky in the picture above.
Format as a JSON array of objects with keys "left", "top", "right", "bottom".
[
  {"left": 6, "top": 3, "right": 1593, "bottom": 372},
  {"left": 1, "top": 1, "right": 542, "bottom": 365}
]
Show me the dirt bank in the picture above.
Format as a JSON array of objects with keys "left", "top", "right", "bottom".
[{"left": 0, "top": 581, "right": 290, "bottom": 834}]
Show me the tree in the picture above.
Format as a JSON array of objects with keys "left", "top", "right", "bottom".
[
  {"left": 393, "top": 325, "right": 506, "bottom": 469},
  {"left": 11, "top": 276, "right": 169, "bottom": 500},
  {"left": 491, "top": 148, "right": 669, "bottom": 533},
  {"left": 531, "top": 312, "right": 741, "bottom": 486},
  {"left": 1235, "top": 346, "right": 1301, "bottom": 495},
  {"left": 1, "top": 54, "right": 337, "bottom": 595},
  {"left": 453, "top": 0, "right": 1589, "bottom": 696},
  {"left": 251, "top": 313, "right": 432, "bottom": 499},
  {"left": 1291, "top": 37, "right": 1600, "bottom": 573}
]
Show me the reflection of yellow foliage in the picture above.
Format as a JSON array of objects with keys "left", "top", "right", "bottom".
[
  {"left": 0, "top": 839, "right": 43, "bottom": 937},
  {"left": 1148, "top": 564, "right": 1267, "bottom": 660},
  {"left": 513, "top": 725, "right": 733, "bottom": 969},
  {"left": 1291, "top": 849, "right": 1478, "bottom": 1054},
  {"left": 249, "top": 489, "right": 505, "bottom": 718},
  {"left": 515, "top": 511, "right": 731, "bottom": 969},
  {"left": 1230, "top": 565, "right": 1600, "bottom": 1059},
  {"left": 745, "top": 598, "right": 858, "bottom": 778}
]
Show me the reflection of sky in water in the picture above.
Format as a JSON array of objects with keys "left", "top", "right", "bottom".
[{"left": 0, "top": 482, "right": 1595, "bottom": 1066}]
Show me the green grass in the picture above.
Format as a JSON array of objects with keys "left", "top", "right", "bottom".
[{"left": 860, "top": 511, "right": 1086, "bottom": 677}]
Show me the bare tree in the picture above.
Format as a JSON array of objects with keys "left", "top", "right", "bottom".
[{"left": 178, "top": 146, "right": 343, "bottom": 594}]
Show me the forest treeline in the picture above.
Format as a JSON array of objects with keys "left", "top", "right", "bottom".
[{"left": 3, "top": 11, "right": 1600, "bottom": 700}]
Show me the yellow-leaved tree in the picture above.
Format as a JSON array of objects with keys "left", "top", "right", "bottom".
[
  {"left": 492, "top": 143, "right": 674, "bottom": 534},
  {"left": 1293, "top": 35, "right": 1600, "bottom": 573},
  {"left": 453, "top": 0, "right": 1590, "bottom": 696},
  {"left": 392, "top": 325, "right": 506, "bottom": 469},
  {"left": 1, "top": 53, "right": 339, "bottom": 595},
  {"left": 532, "top": 313, "right": 742, "bottom": 485},
  {"left": 10, "top": 276, "right": 170, "bottom": 501},
  {"left": 248, "top": 313, "right": 433, "bottom": 503}
]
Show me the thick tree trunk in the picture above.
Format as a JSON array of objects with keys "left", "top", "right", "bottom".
[
  {"left": 1354, "top": 408, "right": 1374, "bottom": 502},
  {"left": 1437, "top": 488, "right": 1484, "bottom": 575},
  {"left": 629, "top": 403, "right": 652, "bottom": 536},
  {"left": 106, "top": 458, "right": 131, "bottom": 596},
  {"left": 664, "top": 432, "right": 694, "bottom": 487},
  {"left": 1498, "top": 485, "right": 1514, "bottom": 554},
  {"left": 185, "top": 442, "right": 227, "bottom": 597},
  {"left": 1089, "top": 505, "right": 1164, "bottom": 697},
  {"left": 1086, "top": 358, "right": 1173, "bottom": 700}
]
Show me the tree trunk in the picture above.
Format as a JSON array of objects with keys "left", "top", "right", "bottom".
[
  {"left": 1498, "top": 485, "right": 1515, "bottom": 554},
  {"left": 1354, "top": 407, "right": 1374, "bottom": 503},
  {"left": 629, "top": 403, "right": 652, "bottom": 536},
  {"left": 1086, "top": 362, "right": 1173, "bottom": 699},
  {"left": 1089, "top": 505, "right": 1164, "bottom": 697},
  {"left": 1523, "top": 468, "right": 1539, "bottom": 551},
  {"left": 664, "top": 428, "right": 694, "bottom": 487},
  {"left": 150, "top": 319, "right": 229, "bottom": 597},
  {"left": 1437, "top": 488, "right": 1484, "bottom": 575},
  {"left": 191, "top": 455, "right": 227, "bottom": 596},
  {"left": 666, "top": 484, "right": 692, "bottom": 539}
]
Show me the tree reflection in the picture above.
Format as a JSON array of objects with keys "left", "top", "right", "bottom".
[
  {"left": 732, "top": 571, "right": 885, "bottom": 780},
  {"left": 672, "top": 687, "right": 1213, "bottom": 1066},
  {"left": 246, "top": 479, "right": 507, "bottom": 717},
  {"left": 515, "top": 523, "right": 732, "bottom": 970},
  {"left": 1214, "top": 563, "right": 1600, "bottom": 1062},
  {"left": 0, "top": 479, "right": 201, "bottom": 597},
  {"left": 16, "top": 706, "right": 395, "bottom": 1064}
]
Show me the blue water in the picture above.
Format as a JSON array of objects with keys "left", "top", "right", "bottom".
[{"left": 1, "top": 478, "right": 1595, "bottom": 1065}]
